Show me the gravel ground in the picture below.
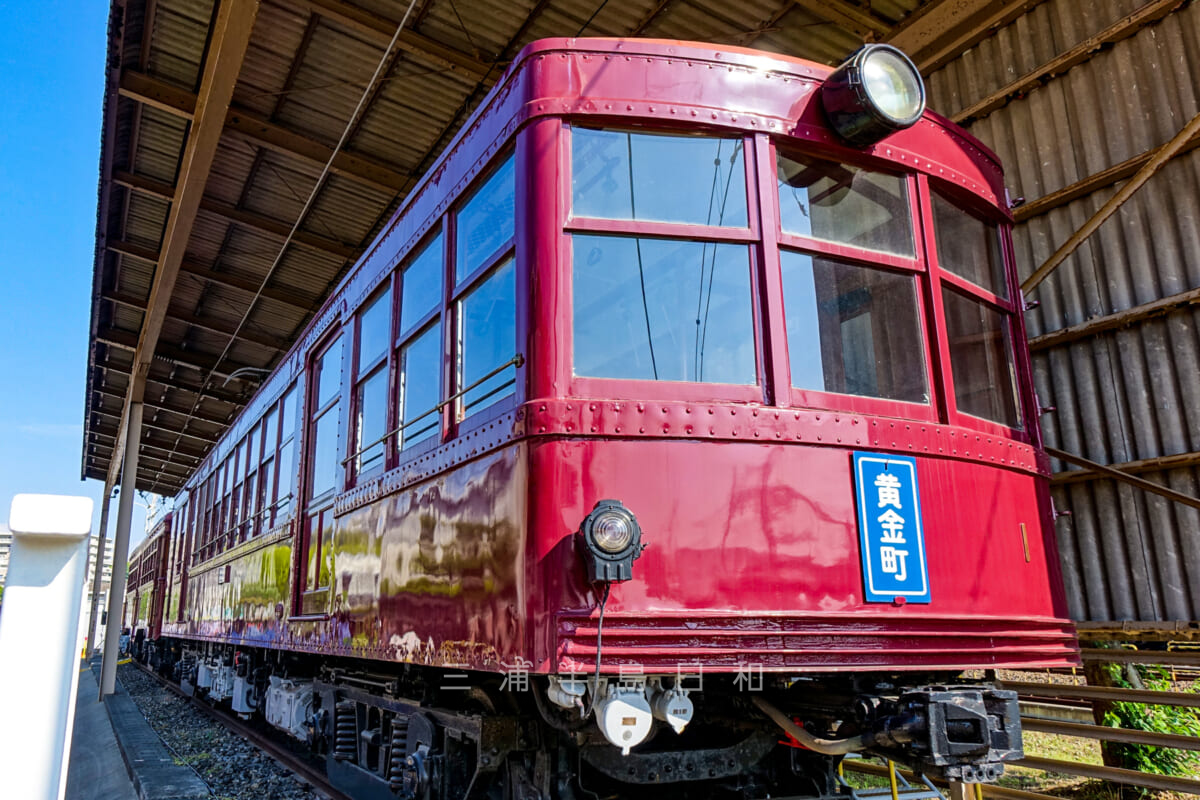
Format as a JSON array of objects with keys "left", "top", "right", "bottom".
[{"left": 118, "top": 664, "right": 328, "bottom": 800}]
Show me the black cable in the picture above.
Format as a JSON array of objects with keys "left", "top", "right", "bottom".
[
  {"left": 626, "top": 134, "right": 658, "bottom": 379},
  {"left": 698, "top": 141, "right": 743, "bottom": 380},
  {"left": 584, "top": 582, "right": 612, "bottom": 719},
  {"left": 576, "top": 0, "right": 612, "bottom": 37}
]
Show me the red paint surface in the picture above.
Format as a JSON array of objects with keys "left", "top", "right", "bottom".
[{"left": 160, "top": 39, "right": 1076, "bottom": 674}]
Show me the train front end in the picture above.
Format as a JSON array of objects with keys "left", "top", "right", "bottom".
[{"left": 518, "top": 38, "right": 1078, "bottom": 791}]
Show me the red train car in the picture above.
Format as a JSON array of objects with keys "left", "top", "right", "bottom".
[{"left": 144, "top": 38, "right": 1077, "bottom": 800}]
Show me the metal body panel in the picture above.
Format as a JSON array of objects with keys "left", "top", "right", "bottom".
[
  {"left": 160, "top": 38, "right": 1075, "bottom": 673},
  {"left": 529, "top": 437, "right": 1073, "bottom": 672}
]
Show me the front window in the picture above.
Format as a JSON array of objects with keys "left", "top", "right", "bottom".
[
  {"left": 569, "top": 127, "right": 756, "bottom": 390},
  {"left": 572, "top": 128, "right": 748, "bottom": 228},
  {"left": 776, "top": 152, "right": 913, "bottom": 257},
  {"left": 780, "top": 251, "right": 928, "bottom": 404},
  {"left": 572, "top": 234, "right": 756, "bottom": 384}
]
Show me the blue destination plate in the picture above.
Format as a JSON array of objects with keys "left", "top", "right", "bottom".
[{"left": 853, "top": 452, "right": 930, "bottom": 604}]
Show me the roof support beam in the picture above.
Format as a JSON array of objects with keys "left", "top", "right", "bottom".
[
  {"left": 98, "top": 327, "right": 265, "bottom": 384},
  {"left": 1029, "top": 285, "right": 1200, "bottom": 351},
  {"left": 118, "top": 69, "right": 413, "bottom": 194},
  {"left": 887, "top": 0, "right": 1047, "bottom": 73},
  {"left": 630, "top": 0, "right": 679, "bottom": 35},
  {"left": 791, "top": 0, "right": 891, "bottom": 40},
  {"left": 112, "top": 170, "right": 359, "bottom": 260},
  {"left": 951, "top": 0, "right": 1185, "bottom": 125},
  {"left": 1021, "top": 110, "right": 1200, "bottom": 294},
  {"left": 108, "top": 239, "right": 318, "bottom": 311},
  {"left": 1015, "top": 129, "right": 1200, "bottom": 223},
  {"left": 107, "top": 0, "right": 260, "bottom": 491},
  {"left": 1046, "top": 447, "right": 1200, "bottom": 513},
  {"left": 1051, "top": 448, "right": 1200, "bottom": 485},
  {"left": 103, "top": 289, "right": 290, "bottom": 352},
  {"left": 294, "top": 0, "right": 491, "bottom": 82},
  {"left": 95, "top": 357, "right": 248, "bottom": 407},
  {"left": 97, "top": 384, "right": 232, "bottom": 426}
]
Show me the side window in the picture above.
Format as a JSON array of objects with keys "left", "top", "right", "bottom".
[
  {"left": 931, "top": 191, "right": 1022, "bottom": 428},
  {"left": 276, "top": 384, "right": 298, "bottom": 519},
  {"left": 454, "top": 156, "right": 518, "bottom": 421},
  {"left": 398, "top": 233, "right": 443, "bottom": 452},
  {"left": 307, "top": 336, "right": 344, "bottom": 500},
  {"left": 456, "top": 157, "right": 515, "bottom": 284},
  {"left": 351, "top": 286, "right": 391, "bottom": 480}
]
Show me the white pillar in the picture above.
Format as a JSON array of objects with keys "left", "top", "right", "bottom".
[
  {"left": 0, "top": 494, "right": 94, "bottom": 800},
  {"left": 100, "top": 401, "right": 142, "bottom": 697},
  {"left": 85, "top": 490, "right": 112, "bottom": 656}
]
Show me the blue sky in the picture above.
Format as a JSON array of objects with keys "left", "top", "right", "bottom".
[{"left": 0, "top": 2, "right": 151, "bottom": 544}]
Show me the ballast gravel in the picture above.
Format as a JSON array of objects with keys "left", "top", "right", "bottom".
[{"left": 118, "top": 664, "right": 327, "bottom": 800}]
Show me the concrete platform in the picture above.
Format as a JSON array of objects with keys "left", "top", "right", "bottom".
[
  {"left": 66, "top": 660, "right": 137, "bottom": 800},
  {"left": 66, "top": 658, "right": 209, "bottom": 800}
]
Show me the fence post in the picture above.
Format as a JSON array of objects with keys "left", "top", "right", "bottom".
[{"left": 0, "top": 494, "right": 94, "bottom": 800}]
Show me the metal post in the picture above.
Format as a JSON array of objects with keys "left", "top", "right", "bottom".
[
  {"left": 85, "top": 488, "right": 113, "bottom": 656},
  {"left": 100, "top": 401, "right": 142, "bottom": 697},
  {"left": 0, "top": 494, "right": 94, "bottom": 800}
]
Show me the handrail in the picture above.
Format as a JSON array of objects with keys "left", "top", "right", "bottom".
[{"left": 341, "top": 354, "right": 524, "bottom": 465}]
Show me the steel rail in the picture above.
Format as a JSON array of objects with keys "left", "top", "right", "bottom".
[
  {"left": 1001, "top": 679, "right": 1200, "bottom": 708},
  {"left": 1022, "top": 716, "right": 1200, "bottom": 751},
  {"left": 1015, "top": 756, "right": 1200, "bottom": 795},
  {"left": 1079, "top": 646, "right": 1200, "bottom": 666},
  {"left": 131, "top": 662, "right": 350, "bottom": 800}
]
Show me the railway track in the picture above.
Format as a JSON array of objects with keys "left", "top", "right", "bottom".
[{"left": 130, "top": 661, "right": 350, "bottom": 800}]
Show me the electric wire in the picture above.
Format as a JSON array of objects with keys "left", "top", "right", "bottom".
[
  {"left": 626, "top": 134, "right": 658, "bottom": 380},
  {"left": 698, "top": 141, "right": 743, "bottom": 381},
  {"left": 584, "top": 581, "right": 612, "bottom": 719}
]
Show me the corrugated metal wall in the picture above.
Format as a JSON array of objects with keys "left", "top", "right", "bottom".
[{"left": 927, "top": 0, "right": 1200, "bottom": 622}]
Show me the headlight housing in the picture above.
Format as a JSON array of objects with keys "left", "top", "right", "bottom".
[
  {"left": 577, "top": 500, "right": 644, "bottom": 583},
  {"left": 820, "top": 44, "right": 926, "bottom": 147}
]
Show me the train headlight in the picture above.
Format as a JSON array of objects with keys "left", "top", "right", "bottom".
[
  {"left": 820, "top": 44, "right": 925, "bottom": 147},
  {"left": 578, "top": 500, "right": 644, "bottom": 583}
]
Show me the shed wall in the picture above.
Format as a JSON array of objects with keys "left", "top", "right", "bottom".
[{"left": 928, "top": 0, "right": 1200, "bottom": 622}]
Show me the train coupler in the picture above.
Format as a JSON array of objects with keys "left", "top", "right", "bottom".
[{"left": 881, "top": 686, "right": 1022, "bottom": 782}]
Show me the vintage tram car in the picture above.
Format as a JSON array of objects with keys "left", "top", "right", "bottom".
[{"left": 139, "top": 38, "right": 1078, "bottom": 800}]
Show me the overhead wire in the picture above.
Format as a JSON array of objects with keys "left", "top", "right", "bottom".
[{"left": 160, "top": 0, "right": 421, "bottom": 469}]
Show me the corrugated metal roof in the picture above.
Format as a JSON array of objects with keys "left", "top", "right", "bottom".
[{"left": 929, "top": 0, "right": 1200, "bottom": 622}]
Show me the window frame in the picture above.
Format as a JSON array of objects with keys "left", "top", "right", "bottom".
[
  {"left": 346, "top": 281, "right": 396, "bottom": 485},
  {"left": 563, "top": 123, "right": 766, "bottom": 405},
  {"left": 765, "top": 138, "right": 940, "bottom": 422},
  {"left": 394, "top": 226, "right": 447, "bottom": 462},
  {"left": 918, "top": 176, "right": 1028, "bottom": 437},
  {"left": 447, "top": 151, "right": 522, "bottom": 432}
]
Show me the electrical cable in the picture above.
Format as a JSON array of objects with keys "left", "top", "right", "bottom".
[
  {"left": 583, "top": 582, "right": 612, "bottom": 719},
  {"left": 158, "top": 0, "right": 420, "bottom": 471},
  {"left": 626, "top": 134, "right": 658, "bottom": 380}
]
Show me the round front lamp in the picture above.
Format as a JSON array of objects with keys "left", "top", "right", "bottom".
[
  {"left": 820, "top": 44, "right": 925, "bottom": 147},
  {"left": 577, "top": 500, "right": 644, "bottom": 583}
]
